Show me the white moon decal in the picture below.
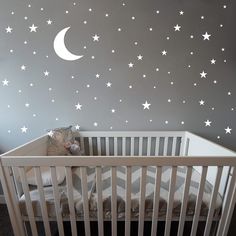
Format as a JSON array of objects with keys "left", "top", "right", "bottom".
[{"left": 53, "top": 27, "right": 83, "bottom": 61}]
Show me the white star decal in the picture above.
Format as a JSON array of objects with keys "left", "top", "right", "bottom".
[
  {"left": 6, "top": 26, "right": 13, "bottom": 33},
  {"left": 179, "top": 11, "right": 184, "bottom": 15},
  {"left": 111, "top": 109, "right": 116, "bottom": 113},
  {"left": 75, "top": 103, "right": 82, "bottom": 110},
  {"left": 204, "top": 120, "right": 212, "bottom": 126},
  {"left": 199, "top": 100, "right": 205, "bottom": 105},
  {"left": 21, "top": 126, "right": 28, "bottom": 133},
  {"left": 44, "top": 71, "right": 49, "bottom": 76},
  {"left": 21, "top": 65, "right": 26, "bottom": 71},
  {"left": 96, "top": 74, "right": 100, "bottom": 78},
  {"left": 2, "top": 79, "right": 9, "bottom": 86},
  {"left": 92, "top": 34, "right": 100, "bottom": 41},
  {"left": 142, "top": 101, "right": 151, "bottom": 110},
  {"left": 225, "top": 126, "right": 232, "bottom": 134},
  {"left": 128, "top": 62, "right": 134, "bottom": 68},
  {"left": 137, "top": 55, "right": 143, "bottom": 60},
  {"left": 202, "top": 32, "right": 211, "bottom": 40},
  {"left": 47, "top": 19, "right": 52, "bottom": 25},
  {"left": 29, "top": 24, "right": 38, "bottom": 32},
  {"left": 47, "top": 130, "right": 54, "bottom": 137},
  {"left": 200, "top": 71, "right": 207, "bottom": 78},
  {"left": 210, "top": 59, "right": 216, "bottom": 64},
  {"left": 75, "top": 125, "right": 80, "bottom": 130},
  {"left": 106, "top": 82, "right": 112, "bottom": 87},
  {"left": 93, "top": 122, "right": 98, "bottom": 127},
  {"left": 174, "top": 24, "right": 181, "bottom": 31},
  {"left": 161, "top": 50, "right": 167, "bottom": 55}
]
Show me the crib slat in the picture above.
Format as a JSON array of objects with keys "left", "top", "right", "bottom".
[
  {"left": 122, "top": 137, "right": 126, "bottom": 156},
  {"left": 81, "top": 167, "right": 91, "bottom": 236},
  {"left": 138, "top": 166, "right": 147, "bottom": 236},
  {"left": 190, "top": 166, "right": 208, "bottom": 236},
  {"left": 163, "top": 137, "right": 168, "bottom": 156},
  {"left": 89, "top": 137, "right": 93, "bottom": 156},
  {"left": 171, "top": 137, "right": 177, "bottom": 156},
  {"left": 111, "top": 167, "right": 117, "bottom": 236},
  {"left": 217, "top": 167, "right": 236, "bottom": 236},
  {"left": 151, "top": 166, "right": 162, "bottom": 236},
  {"left": 155, "top": 137, "right": 160, "bottom": 156},
  {"left": 97, "top": 137, "right": 102, "bottom": 156},
  {"left": 125, "top": 166, "right": 132, "bottom": 236},
  {"left": 221, "top": 178, "right": 236, "bottom": 236},
  {"left": 80, "top": 137, "right": 85, "bottom": 154},
  {"left": 106, "top": 137, "right": 109, "bottom": 156},
  {"left": 34, "top": 167, "right": 51, "bottom": 236},
  {"left": 177, "top": 166, "right": 192, "bottom": 236},
  {"left": 96, "top": 167, "right": 104, "bottom": 236},
  {"left": 51, "top": 167, "right": 65, "bottom": 236},
  {"left": 114, "top": 137, "right": 118, "bottom": 155},
  {"left": 65, "top": 167, "right": 77, "bottom": 236},
  {"left": 18, "top": 167, "right": 38, "bottom": 236},
  {"left": 164, "top": 166, "right": 177, "bottom": 236},
  {"left": 147, "top": 137, "right": 151, "bottom": 156},
  {"left": 139, "top": 137, "right": 143, "bottom": 156},
  {"left": 130, "top": 137, "right": 134, "bottom": 156},
  {"left": 204, "top": 166, "right": 223, "bottom": 236},
  {"left": 2, "top": 167, "right": 25, "bottom": 236}
]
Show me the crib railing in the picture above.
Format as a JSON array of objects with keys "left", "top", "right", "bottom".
[
  {"left": 1, "top": 156, "right": 236, "bottom": 236},
  {"left": 78, "top": 131, "right": 185, "bottom": 156}
]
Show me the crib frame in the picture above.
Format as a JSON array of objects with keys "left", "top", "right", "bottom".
[{"left": 0, "top": 131, "right": 236, "bottom": 236}]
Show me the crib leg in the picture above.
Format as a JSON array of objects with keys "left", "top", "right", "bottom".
[
  {"left": 211, "top": 220, "right": 218, "bottom": 236},
  {"left": 23, "top": 221, "right": 30, "bottom": 236}
]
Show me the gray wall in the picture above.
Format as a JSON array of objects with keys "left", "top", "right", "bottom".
[{"left": 0, "top": 0, "right": 236, "bottom": 155}]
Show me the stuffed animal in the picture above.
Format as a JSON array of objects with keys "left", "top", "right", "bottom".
[{"left": 64, "top": 140, "right": 82, "bottom": 155}]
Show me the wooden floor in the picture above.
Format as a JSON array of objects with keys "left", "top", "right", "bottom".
[{"left": 0, "top": 204, "right": 235, "bottom": 236}]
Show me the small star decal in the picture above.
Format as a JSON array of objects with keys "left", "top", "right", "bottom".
[
  {"left": 205, "top": 120, "right": 212, "bottom": 126},
  {"left": 128, "top": 62, "right": 134, "bottom": 68},
  {"left": 47, "top": 130, "right": 54, "bottom": 137},
  {"left": 92, "top": 34, "right": 100, "bottom": 41},
  {"left": 21, "top": 65, "right": 26, "bottom": 71},
  {"left": 6, "top": 26, "right": 13, "bottom": 33},
  {"left": 210, "top": 59, "right": 216, "bottom": 64},
  {"left": 106, "top": 82, "right": 112, "bottom": 87},
  {"left": 174, "top": 24, "right": 181, "bottom": 31},
  {"left": 137, "top": 55, "right": 143, "bottom": 60},
  {"left": 2, "top": 79, "right": 9, "bottom": 86},
  {"left": 161, "top": 50, "right": 167, "bottom": 55},
  {"left": 225, "top": 126, "right": 232, "bottom": 134},
  {"left": 142, "top": 101, "right": 151, "bottom": 110},
  {"left": 75, "top": 125, "right": 80, "bottom": 130},
  {"left": 199, "top": 100, "right": 205, "bottom": 105},
  {"left": 47, "top": 19, "right": 52, "bottom": 25},
  {"left": 21, "top": 126, "right": 28, "bottom": 133},
  {"left": 200, "top": 71, "right": 207, "bottom": 78},
  {"left": 202, "top": 32, "right": 211, "bottom": 40},
  {"left": 179, "top": 11, "right": 184, "bottom": 15},
  {"left": 75, "top": 103, "right": 82, "bottom": 110},
  {"left": 95, "top": 74, "right": 100, "bottom": 78},
  {"left": 44, "top": 71, "right": 49, "bottom": 76},
  {"left": 29, "top": 24, "right": 38, "bottom": 32}
]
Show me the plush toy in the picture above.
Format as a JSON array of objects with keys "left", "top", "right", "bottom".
[{"left": 64, "top": 140, "right": 82, "bottom": 155}]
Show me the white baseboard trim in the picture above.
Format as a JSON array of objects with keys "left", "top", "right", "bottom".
[{"left": 0, "top": 195, "right": 5, "bottom": 204}]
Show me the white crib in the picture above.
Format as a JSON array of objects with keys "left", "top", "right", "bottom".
[{"left": 0, "top": 131, "right": 236, "bottom": 236}]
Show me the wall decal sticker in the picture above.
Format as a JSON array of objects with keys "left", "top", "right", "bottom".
[
  {"left": 53, "top": 27, "right": 84, "bottom": 61},
  {"left": 0, "top": 0, "right": 235, "bottom": 153}
]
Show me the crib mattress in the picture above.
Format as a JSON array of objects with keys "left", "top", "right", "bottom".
[{"left": 19, "top": 166, "right": 222, "bottom": 220}]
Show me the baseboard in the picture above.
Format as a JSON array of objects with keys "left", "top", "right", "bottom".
[{"left": 0, "top": 195, "right": 5, "bottom": 204}]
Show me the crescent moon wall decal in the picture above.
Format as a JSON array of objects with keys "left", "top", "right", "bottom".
[{"left": 53, "top": 26, "right": 83, "bottom": 61}]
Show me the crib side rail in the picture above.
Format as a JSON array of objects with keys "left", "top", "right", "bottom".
[
  {"left": 78, "top": 131, "right": 185, "bottom": 157},
  {"left": 1, "top": 156, "right": 236, "bottom": 236}
]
